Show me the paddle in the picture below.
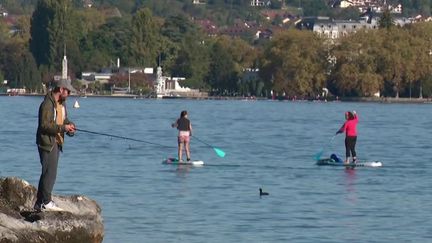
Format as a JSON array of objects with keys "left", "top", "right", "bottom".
[
  {"left": 314, "top": 135, "right": 336, "bottom": 161},
  {"left": 192, "top": 136, "right": 226, "bottom": 158}
]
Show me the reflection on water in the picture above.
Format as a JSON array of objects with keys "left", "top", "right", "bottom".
[
  {"left": 344, "top": 168, "right": 357, "bottom": 203},
  {"left": 175, "top": 164, "right": 192, "bottom": 177}
]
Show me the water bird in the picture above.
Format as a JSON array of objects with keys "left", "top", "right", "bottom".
[{"left": 259, "top": 188, "right": 269, "bottom": 196}]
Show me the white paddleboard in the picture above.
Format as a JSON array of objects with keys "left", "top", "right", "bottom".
[
  {"left": 317, "top": 159, "right": 383, "bottom": 168},
  {"left": 163, "top": 158, "right": 204, "bottom": 166}
]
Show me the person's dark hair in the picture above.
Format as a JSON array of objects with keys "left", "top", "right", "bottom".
[
  {"left": 180, "top": 110, "right": 188, "bottom": 118},
  {"left": 53, "top": 87, "right": 61, "bottom": 93},
  {"left": 345, "top": 111, "right": 354, "bottom": 120}
]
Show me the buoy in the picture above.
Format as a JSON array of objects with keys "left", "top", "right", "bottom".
[{"left": 73, "top": 100, "right": 80, "bottom": 108}]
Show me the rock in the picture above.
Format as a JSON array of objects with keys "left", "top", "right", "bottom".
[{"left": 0, "top": 177, "right": 104, "bottom": 243}]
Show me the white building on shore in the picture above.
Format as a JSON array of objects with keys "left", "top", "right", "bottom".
[{"left": 154, "top": 66, "right": 202, "bottom": 98}]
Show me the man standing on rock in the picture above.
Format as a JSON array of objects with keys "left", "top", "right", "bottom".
[{"left": 34, "top": 79, "right": 76, "bottom": 211}]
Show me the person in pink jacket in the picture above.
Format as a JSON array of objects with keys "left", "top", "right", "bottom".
[{"left": 336, "top": 111, "right": 358, "bottom": 164}]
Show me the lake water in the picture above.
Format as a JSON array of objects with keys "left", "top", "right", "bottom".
[{"left": 1, "top": 96, "right": 431, "bottom": 242}]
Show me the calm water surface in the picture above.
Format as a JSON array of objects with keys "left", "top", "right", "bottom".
[{"left": 1, "top": 96, "right": 431, "bottom": 242}]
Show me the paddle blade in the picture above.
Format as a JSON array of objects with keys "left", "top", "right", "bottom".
[
  {"left": 314, "top": 150, "right": 323, "bottom": 161},
  {"left": 314, "top": 135, "right": 336, "bottom": 161},
  {"left": 214, "top": 148, "right": 226, "bottom": 158}
]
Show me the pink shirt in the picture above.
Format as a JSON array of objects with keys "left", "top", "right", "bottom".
[{"left": 339, "top": 114, "right": 358, "bottom": 137}]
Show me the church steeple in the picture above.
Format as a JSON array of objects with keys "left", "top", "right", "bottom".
[{"left": 61, "top": 45, "right": 68, "bottom": 80}]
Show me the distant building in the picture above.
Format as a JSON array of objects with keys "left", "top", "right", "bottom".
[
  {"left": 255, "top": 29, "right": 273, "bottom": 39},
  {"left": 83, "top": 0, "right": 94, "bottom": 8},
  {"left": 81, "top": 66, "right": 155, "bottom": 94},
  {"left": 338, "top": 0, "right": 384, "bottom": 8},
  {"left": 250, "top": 0, "right": 270, "bottom": 7},
  {"left": 242, "top": 68, "right": 260, "bottom": 84},
  {"left": 192, "top": 0, "right": 205, "bottom": 4},
  {"left": 393, "top": 17, "right": 414, "bottom": 27},
  {"left": 261, "top": 9, "right": 296, "bottom": 24},
  {"left": 154, "top": 66, "right": 201, "bottom": 98},
  {"left": 296, "top": 15, "right": 413, "bottom": 39},
  {"left": 220, "top": 19, "right": 259, "bottom": 38},
  {"left": 327, "top": 18, "right": 378, "bottom": 39},
  {"left": 333, "top": 0, "right": 402, "bottom": 14},
  {"left": 81, "top": 71, "right": 113, "bottom": 83},
  {"left": 7, "top": 88, "right": 26, "bottom": 95},
  {"left": 0, "top": 5, "right": 8, "bottom": 17},
  {"left": 194, "top": 19, "right": 218, "bottom": 36}
]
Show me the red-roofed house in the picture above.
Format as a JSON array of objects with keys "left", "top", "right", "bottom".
[{"left": 195, "top": 19, "right": 219, "bottom": 36}]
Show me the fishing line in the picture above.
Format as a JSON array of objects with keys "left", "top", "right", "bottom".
[{"left": 76, "top": 128, "right": 176, "bottom": 148}]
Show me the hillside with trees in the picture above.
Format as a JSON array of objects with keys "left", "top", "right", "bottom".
[{"left": 1, "top": 0, "right": 432, "bottom": 98}]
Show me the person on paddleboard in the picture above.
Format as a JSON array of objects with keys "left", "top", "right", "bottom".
[
  {"left": 336, "top": 110, "right": 358, "bottom": 164},
  {"left": 172, "top": 110, "right": 193, "bottom": 162}
]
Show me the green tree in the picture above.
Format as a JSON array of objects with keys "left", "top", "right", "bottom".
[
  {"left": 422, "top": 75, "right": 432, "bottom": 98},
  {"left": 286, "top": 0, "right": 331, "bottom": 16},
  {"left": 0, "top": 42, "right": 41, "bottom": 91},
  {"left": 330, "top": 30, "right": 383, "bottom": 97},
  {"left": 399, "top": 0, "right": 414, "bottom": 16},
  {"left": 0, "top": 0, "right": 37, "bottom": 14},
  {"left": 403, "top": 22, "right": 432, "bottom": 98},
  {"left": 206, "top": 40, "right": 238, "bottom": 95},
  {"left": 378, "top": 9, "right": 394, "bottom": 29},
  {"left": 269, "top": 0, "right": 282, "bottom": 9},
  {"left": 80, "top": 18, "right": 130, "bottom": 70},
  {"left": 239, "top": 71, "right": 264, "bottom": 96},
  {"left": 160, "top": 13, "right": 202, "bottom": 76},
  {"left": 0, "top": 18, "right": 10, "bottom": 40},
  {"left": 13, "top": 15, "right": 32, "bottom": 44},
  {"left": 76, "top": 8, "right": 107, "bottom": 35},
  {"left": 260, "top": 30, "right": 327, "bottom": 97},
  {"left": 30, "top": 0, "right": 83, "bottom": 74},
  {"left": 376, "top": 28, "right": 413, "bottom": 98},
  {"left": 329, "top": 7, "right": 360, "bottom": 20},
  {"left": 214, "top": 36, "right": 260, "bottom": 94},
  {"left": 161, "top": 14, "right": 198, "bottom": 44},
  {"left": 217, "top": 36, "right": 258, "bottom": 74},
  {"left": 135, "top": 0, "right": 183, "bottom": 17},
  {"left": 169, "top": 33, "right": 210, "bottom": 89},
  {"left": 414, "top": 0, "right": 431, "bottom": 16},
  {"left": 129, "top": 8, "right": 163, "bottom": 67}
]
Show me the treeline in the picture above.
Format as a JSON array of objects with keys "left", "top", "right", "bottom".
[
  {"left": 261, "top": 20, "right": 432, "bottom": 98},
  {"left": 1, "top": 0, "right": 432, "bottom": 98}
]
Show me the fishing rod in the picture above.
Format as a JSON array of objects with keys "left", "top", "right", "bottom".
[
  {"left": 76, "top": 128, "right": 176, "bottom": 148},
  {"left": 76, "top": 128, "right": 226, "bottom": 157}
]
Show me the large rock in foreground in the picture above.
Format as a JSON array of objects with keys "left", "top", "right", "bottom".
[{"left": 0, "top": 177, "right": 104, "bottom": 243}]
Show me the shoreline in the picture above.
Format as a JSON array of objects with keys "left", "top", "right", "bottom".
[
  {"left": 1, "top": 93, "right": 431, "bottom": 103},
  {"left": 342, "top": 96, "right": 432, "bottom": 104}
]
